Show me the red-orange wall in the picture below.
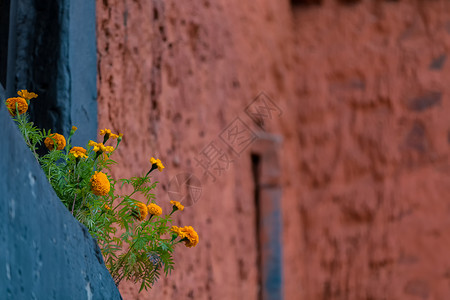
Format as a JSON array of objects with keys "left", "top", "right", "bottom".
[{"left": 97, "top": 0, "right": 450, "bottom": 299}]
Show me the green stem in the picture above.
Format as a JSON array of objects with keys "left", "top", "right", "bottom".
[{"left": 71, "top": 194, "right": 77, "bottom": 215}]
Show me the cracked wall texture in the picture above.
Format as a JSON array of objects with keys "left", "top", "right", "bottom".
[{"left": 97, "top": 0, "right": 450, "bottom": 299}]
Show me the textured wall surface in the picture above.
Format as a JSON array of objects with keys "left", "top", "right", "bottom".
[
  {"left": 291, "top": 1, "right": 450, "bottom": 299},
  {"left": 0, "top": 107, "right": 121, "bottom": 300},
  {"left": 97, "top": 0, "right": 294, "bottom": 299},
  {"left": 13, "top": 0, "right": 97, "bottom": 147},
  {"left": 96, "top": 0, "right": 450, "bottom": 299}
]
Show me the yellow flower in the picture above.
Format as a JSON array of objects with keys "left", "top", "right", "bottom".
[
  {"left": 97, "top": 144, "right": 114, "bottom": 153},
  {"left": 100, "top": 128, "right": 119, "bottom": 139},
  {"left": 171, "top": 226, "right": 199, "bottom": 248},
  {"left": 89, "top": 141, "right": 101, "bottom": 152},
  {"left": 170, "top": 200, "right": 184, "bottom": 212},
  {"left": 147, "top": 203, "right": 162, "bottom": 216},
  {"left": 5, "top": 97, "right": 28, "bottom": 116},
  {"left": 17, "top": 90, "right": 38, "bottom": 100},
  {"left": 99, "top": 129, "right": 111, "bottom": 136},
  {"left": 71, "top": 126, "right": 78, "bottom": 132},
  {"left": 90, "top": 171, "right": 110, "bottom": 196},
  {"left": 104, "top": 204, "right": 111, "bottom": 210},
  {"left": 132, "top": 202, "right": 148, "bottom": 221},
  {"left": 171, "top": 226, "right": 184, "bottom": 237},
  {"left": 44, "top": 133, "right": 66, "bottom": 151},
  {"left": 69, "top": 146, "right": 88, "bottom": 158},
  {"left": 89, "top": 141, "right": 114, "bottom": 153},
  {"left": 150, "top": 157, "right": 165, "bottom": 172}
]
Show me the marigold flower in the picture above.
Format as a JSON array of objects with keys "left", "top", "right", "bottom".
[
  {"left": 99, "top": 129, "right": 111, "bottom": 136},
  {"left": 182, "top": 226, "right": 199, "bottom": 247},
  {"left": 69, "top": 146, "right": 88, "bottom": 159},
  {"left": 90, "top": 171, "right": 110, "bottom": 196},
  {"left": 170, "top": 200, "right": 184, "bottom": 212},
  {"left": 171, "top": 225, "right": 199, "bottom": 248},
  {"left": 132, "top": 202, "right": 148, "bottom": 221},
  {"left": 17, "top": 90, "right": 38, "bottom": 100},
  {"left": 71, "top": 126, "right": 78, "bottom": 132},
  {"left": 100, "top": 128, "right": 119, "bottom": 139},
  {"left": 147, "top": 203, "right": 162, "bottom": 216},
  {"left": 44, "top": 133, "right": 66, "bottom": 151},
  {"left": 104, "top": 204, "right": 111, "bottom": 210},
  {"left": 171, "top": 226, "right": 184, "bottom": 237},
  {"left": 150, "top": 157, "right": 165, "bottom": 172},
  {"left": 89, "top": 141, "right": 114, "bottom": 153},
  {"left": 5, "top": 97, "right": 28, "bottom": 116}
]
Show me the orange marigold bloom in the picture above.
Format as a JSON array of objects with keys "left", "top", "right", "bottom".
[
  {"left": 171, "top": 225, "right": 199, "bottom": 248},
  {"left": 5, "top": 97, "right": 28, "bottom": 116},
  {"left": 44, "top": 133, "right": 66, "bottom": 151},
  {"left": 69, "top": 146, "right": 88, "bottom": 158},
  {"left": 171, "top": 226, "right": 184, "bottom": 237},
  {"left": 147, "top": 203, "right": 162, "bottom": 216},
  {"left": 132, "top": 202, "right": 148, "bottom": 221},
  {"left": 150, "top": 157, "right": 165, "bottom": 172},
  {"left": 17, "top": 90, "right": 38, "bottom": 100},
  {"left": 90, "top": 171, "right": 110, "bottom": 196},
  {"left": 181, "top": 226, "right": 199, "bottom": 248},
  {"left": 170, "top": 200, "right": 184, "bottom": 212},
  {"left": 89, "top": 141, "right": 114, "bottom": 153},
  {"left": 99, "top": 129, "right": 111, "bottom": 136},
  {"left": 100, "top": 128, "right": 119, "bottom": 139}
]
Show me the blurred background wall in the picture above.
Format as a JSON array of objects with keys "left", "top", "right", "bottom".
[{"left": 96, "top": 0, "right": 450, "bottom": 299}]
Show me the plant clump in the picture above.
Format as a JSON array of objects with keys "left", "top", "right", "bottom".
[{"left": 4, "top": 90, "right": 199, "bottom": 291}]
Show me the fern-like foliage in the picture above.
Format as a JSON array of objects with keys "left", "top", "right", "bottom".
[{"left": 4, "top": 91, "right": 199, "bottom": 291}]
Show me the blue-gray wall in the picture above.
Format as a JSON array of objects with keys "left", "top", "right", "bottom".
[{"left": 11, "top": 0, "right": 97, "bottom": 147}]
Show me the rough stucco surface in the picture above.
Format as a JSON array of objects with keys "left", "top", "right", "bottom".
[
  {"left": 97, "top": 1, "right": 293, "bottom": 299},
  {"left": 292, "top": 1, "right": 450, "bottom": 299},
  {"left": 97, "top": 0, "right": 450, "bottom": 299}
]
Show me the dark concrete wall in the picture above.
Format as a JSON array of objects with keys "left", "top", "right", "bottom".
[
  {"left": 12, "top": 0, "right": 97, "bottom": 147},
  {"left": 0, "top": 107, "right": 121, "bottom": 299}
]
